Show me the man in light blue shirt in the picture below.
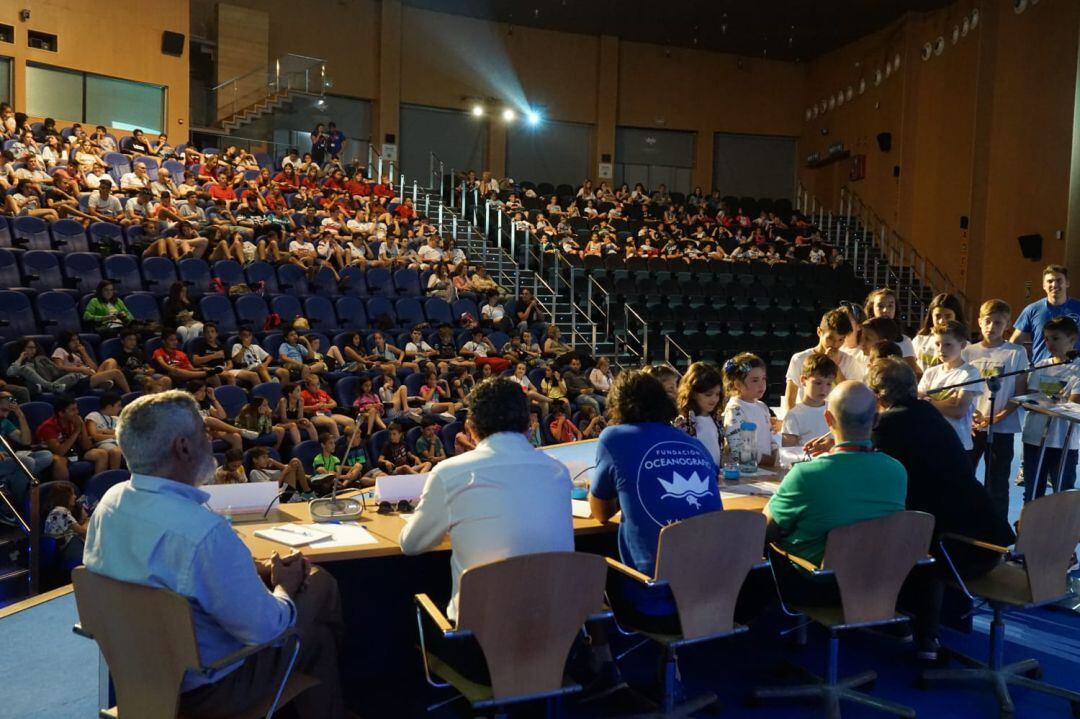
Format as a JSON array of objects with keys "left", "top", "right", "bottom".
[{"left": 84, "top": 391, "right": 344, "bottom": 718}]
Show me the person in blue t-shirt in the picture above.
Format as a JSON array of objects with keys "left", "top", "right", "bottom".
[
  {"left": 325, "top": 122, "right": 346, "bottom": 157},
  {"left": 590, "top": 369, "right": 721, "bottom": 631},
  {"left": 1012, "top": 264, "right": 1080, "bottom": 364}
]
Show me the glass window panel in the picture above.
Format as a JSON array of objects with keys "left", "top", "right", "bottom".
[
  {"left": 26, "top": 64, "right": 83, "bottom": 122},
  {"left": 86, "top": 76, "right": 164, "bottom": 134},
  {"left": 0, "top": 58, "right": 11, "bottom": 105}
]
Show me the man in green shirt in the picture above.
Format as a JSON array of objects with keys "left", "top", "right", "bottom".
[{"left": 765, "top": 381, "right": 907, "bottom": 569}]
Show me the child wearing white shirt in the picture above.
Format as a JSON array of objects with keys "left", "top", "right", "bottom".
[
  {"left": 962, "top": 299, "right": 1028, "bottom": 520},
  {"left": 1019, "top": 316, "right": 1080, "bottom": 503},
  {"left": 918, "top": 320, "right": 983, "bottom": 451},
  {"left": 782, "top": 353, "right": 836, "bottom": 447},
  {"left": 722, "top": 353, "right": 778, "bottom": 466},
  {"left": 784, "top": 308, "right": 858, "bottom": 411}
]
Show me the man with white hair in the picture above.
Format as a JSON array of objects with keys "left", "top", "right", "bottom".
[{"left": 83, "top": 391, "right": 344, "bottom": 718}]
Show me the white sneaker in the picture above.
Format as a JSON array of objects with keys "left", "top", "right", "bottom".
[{"left": 239, "top": 429, "right": 259, "bottom": 440}]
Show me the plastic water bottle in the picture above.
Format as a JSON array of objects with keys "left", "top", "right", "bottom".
[
  {"left": 722, "top": 456, "right": 741, "bottom": 483},
  {"left": 738, "top": 422, "right": 760, "bottom": 475},
  {"left": 224, "top": 505, "right": 234, "bottom": 524}
]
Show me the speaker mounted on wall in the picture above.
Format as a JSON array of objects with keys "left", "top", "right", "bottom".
[
  {"left": 161, "top": 31, "right": 185, "bottom": 57},
  {"left": 876, "top": 132, "right": 892, "bottom": 152},
  {"left": 1018, "top": 233, "right": 1043, "bottom": 261}
]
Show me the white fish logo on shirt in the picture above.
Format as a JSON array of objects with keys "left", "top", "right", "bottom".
[{"left": 657, "top": 471, "right": 712, "bottom": 509}]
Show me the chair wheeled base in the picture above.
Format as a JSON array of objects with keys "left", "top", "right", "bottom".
[
  {"left": 753, "top": 632, "right": 915, "bottom": 719},
  {"left": 920, "top": 608, "right": 1080, "bottom": 718}
]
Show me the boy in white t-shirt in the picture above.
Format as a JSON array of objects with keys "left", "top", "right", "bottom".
[
  {"left": 1019, "top": 315, "right": 1080, "bottom": 504},
  {"left": 962, "top": 299, "right": 1028, "bottom": 520},
  {"left": 782, "top": 353, "right": 836, "bottom": 447},
  {"left": 918, "top": 320, "right": 983, "bottom": 452},
  {"left": 784, "top": 308, "right": 859, "bottom": 411}
]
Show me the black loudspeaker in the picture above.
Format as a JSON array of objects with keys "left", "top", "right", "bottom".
[
  {"left": 385, "top": 134, "right": 396, "bottom": 144},
  {"left": 1018, "top": 233, "right": 1043, "bottom": 260},
  {"left": 162, "top": 31, "right": 185, "bottom": 56},
  {"left": 960, "top": 216, "right": 969, "bottom": 230},
  {"left": 876, "top": 132, "right": 892, "bottom": 152},
  {"left": 601, "top": 153, "right": 612, "bottom": 163},
  {"left": 893, "top": 165, "right": 901, "bottom": 177}
]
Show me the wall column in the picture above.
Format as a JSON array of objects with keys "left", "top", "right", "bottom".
[
  {"left": 1066, "top": 14, "right": 1080, "bottom": 279},
  {"left": 375, "top": 0, "right": 402, "bottom": 176},
  {"left": 486, "top": 118, "right": 507, "bottom": 177},
  {"left": 593, "top": 35, "right": 619, "bottom": 184}
]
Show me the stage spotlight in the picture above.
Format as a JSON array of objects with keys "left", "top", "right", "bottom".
[
  {"left": 471, "top": 104, "right": 484, "bottom": 117},
  {"left": 502, "top": 108, "right": 516, "bottom": 123},
  {"left": 526, "top": 110, "right": 541, "bottom": 126}
]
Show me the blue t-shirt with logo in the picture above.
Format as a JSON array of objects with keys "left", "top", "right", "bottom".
[
  {"left": 591, "top": 422, "right": 721, "bottom": 616},
  {"left": 1015, "top": 297, "right": 1080, "bottom": 364}
]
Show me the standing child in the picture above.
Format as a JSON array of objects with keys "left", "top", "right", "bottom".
[
  {"left": 912, "top": 293, "right": 966, "bottom": 373},
  {"left": 784, "top": 309, "right": 858, "bottom": 411},
  {"left": 782, "top": 353, "right": 837, "bottom": 447},
  {"left": 918, "top": 320, "right": 983, "bottom": 453},
  {"left": 674, "top": 362, "right": 725, "bottom": 467},
  {"left": 1019, "top": 316, "right": 1080, "bottom": 503},
  {"left": 722, "top": 353, "right": 778, "bottom": 467},
  {"left": 379, "top": 421, "right": 432, "bottom": 474},
  {"left": 963, "top": 300, "right": 1028, "bottom": 520}
]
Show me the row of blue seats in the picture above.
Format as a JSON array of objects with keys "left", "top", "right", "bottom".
[
  {"left": 0, "top": 287, "right": 517, "bottom": 342},
  {"left": 0, "top": 249, "right": 452, "bottom": 300}
]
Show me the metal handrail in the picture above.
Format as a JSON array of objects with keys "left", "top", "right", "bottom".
[
  {"left": 586, "top": 275, "right": 613, "bottom": 339},
  {"left": 623, "top": 303, "right": 650, "bottom": 362},
  {"left": 214, "top": 54, "right": 327, "bottom": 123},
  {"left": 664, "top": 334, "right": 692, "bottom": 366}
]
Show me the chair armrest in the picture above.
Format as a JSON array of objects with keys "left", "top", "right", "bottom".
[
  {"left": 415, "top": 593, "right": 472, "bottom": 639},
  {"left": 940, "top": 533, "right": 1014, "bottom": 556},
  {"left": 72, "top": 623, "right": 93, "bottom": 640},
  {"left": 604, "top": 557, "right": 668, "bottom": 588},
  {"left": 769, "top": 543, "right": 830, "bottom": 576},
  {"left": 202, "top": 626, "right": 298, "bottom": 672}
]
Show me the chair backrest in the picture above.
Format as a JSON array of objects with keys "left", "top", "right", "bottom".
[
  {"left": 1015, "top": 491, "right": 1080, "bottom": 603},
  {"left": 456, "top": 552, "right": 606, "bottom": 701},
  {"left": 84, "top": 469, "right": 131, "bottom": 503},
  {"left": 72, "top": 567, "right": 200, "bottom": 719},
  {"left": 822, "top": 510, "right": 934, "bottom": 625},
  {"left": 654, "top": 510, "right": 765, "bottom": 639}
]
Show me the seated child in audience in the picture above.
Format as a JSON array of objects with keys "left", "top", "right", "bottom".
[
  {"left": 84, "top": 392, "right": 124, "bottom": 470},
  {"left": 415, "top": 419, "right": 448, "bottom": 467},
  {"left": 415, "top": 370, "right": 462, "bottom": 419},
  {"left": 115, "top": 330, "right": 172, "bottom": 394},
  {"left": 918, "top": 320, "right": 982, "bottom": 452},
  {"left": 784, "top": 308, "right": 857, "bottom": 411},
  {"left": 277, "top": 382, "right": 319, "bottom": 443},
  {"left": 188, "top": 381, "right": 257, "bottom": 451},
  {"left": 577, "top": 404, "right": 606, "bottom": 439},
  {"left": 247, "top": 447, "right": 315, "bottom": 499},
  {"left": 526, "top": 412, "right": 544, "bottom": 448},
  {"left": 231, "top": 326, "right": 290, "bottom": 384},
  {"left": 1019, "top": 316, "right": 1080, "bottom": 503},
  {"left": 213, "top": 448, "right": 248, "bottom": 484},
  {"left": 674, "top": 361, "right": 725, "bottom": 467},
  {"left": 352, "top": 374, "right": 389, "bottom": 434},
  {"left": 963, "top": 299, "right": 1028, "bottom": 520},
  {"left": 454, "top": 426, "right": 477, "bottom": 455},
  {"left": 722, "top": 353, "right": 778, "bottom": 467},
  {"left": 339, "top": 428, "right": 384, "bottom": 488},
  {"left": 367, "top": 331, "right": 418, "bottom": 374},
  {"left": 36, "top": 396, "right": 113, "bottom": 481},
  {"left": 43, "top": 482, "right": 86, "bottom": 566},
  {"left": 311, "top": 432, "right": 343, "bottom": 490},
  {"left": 378, "top": 367, "right": 419, "bottom": 421},
  {"left": 301, "top": 374, "right": 355, "bottom": 439},
  {"left": 781, "top": 353, "right": 836, "bottom": 447},
  {"left": 460, "top": 329, "right": 509, "bottom": 374},
  {"left": 235, "top": 396, "right": 286, "bottom": 449},
  {"left": 379, "top": 421, "right": 432, "bottom": 474},
  {"left": 509, "top": 362, "right": 550, "bottom": 416},
  {"left": 549, "top": 405, "right": 582, "bottom": 443}
]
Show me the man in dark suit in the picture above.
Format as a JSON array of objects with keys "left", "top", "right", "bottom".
[{"left": 866, "top": 358, "right": 1016, "bottom": 660}]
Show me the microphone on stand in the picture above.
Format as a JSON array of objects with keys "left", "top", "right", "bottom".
[{"left": 309, "top": 420, "right": 366, "bottom": 523}]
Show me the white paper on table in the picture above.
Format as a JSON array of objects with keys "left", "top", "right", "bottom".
[
  {"left": 571, "top": 499, "right": 592, "bottom": 518},
  {"left": 300, "top": 522, "right": 379, "bottom": 548}
]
